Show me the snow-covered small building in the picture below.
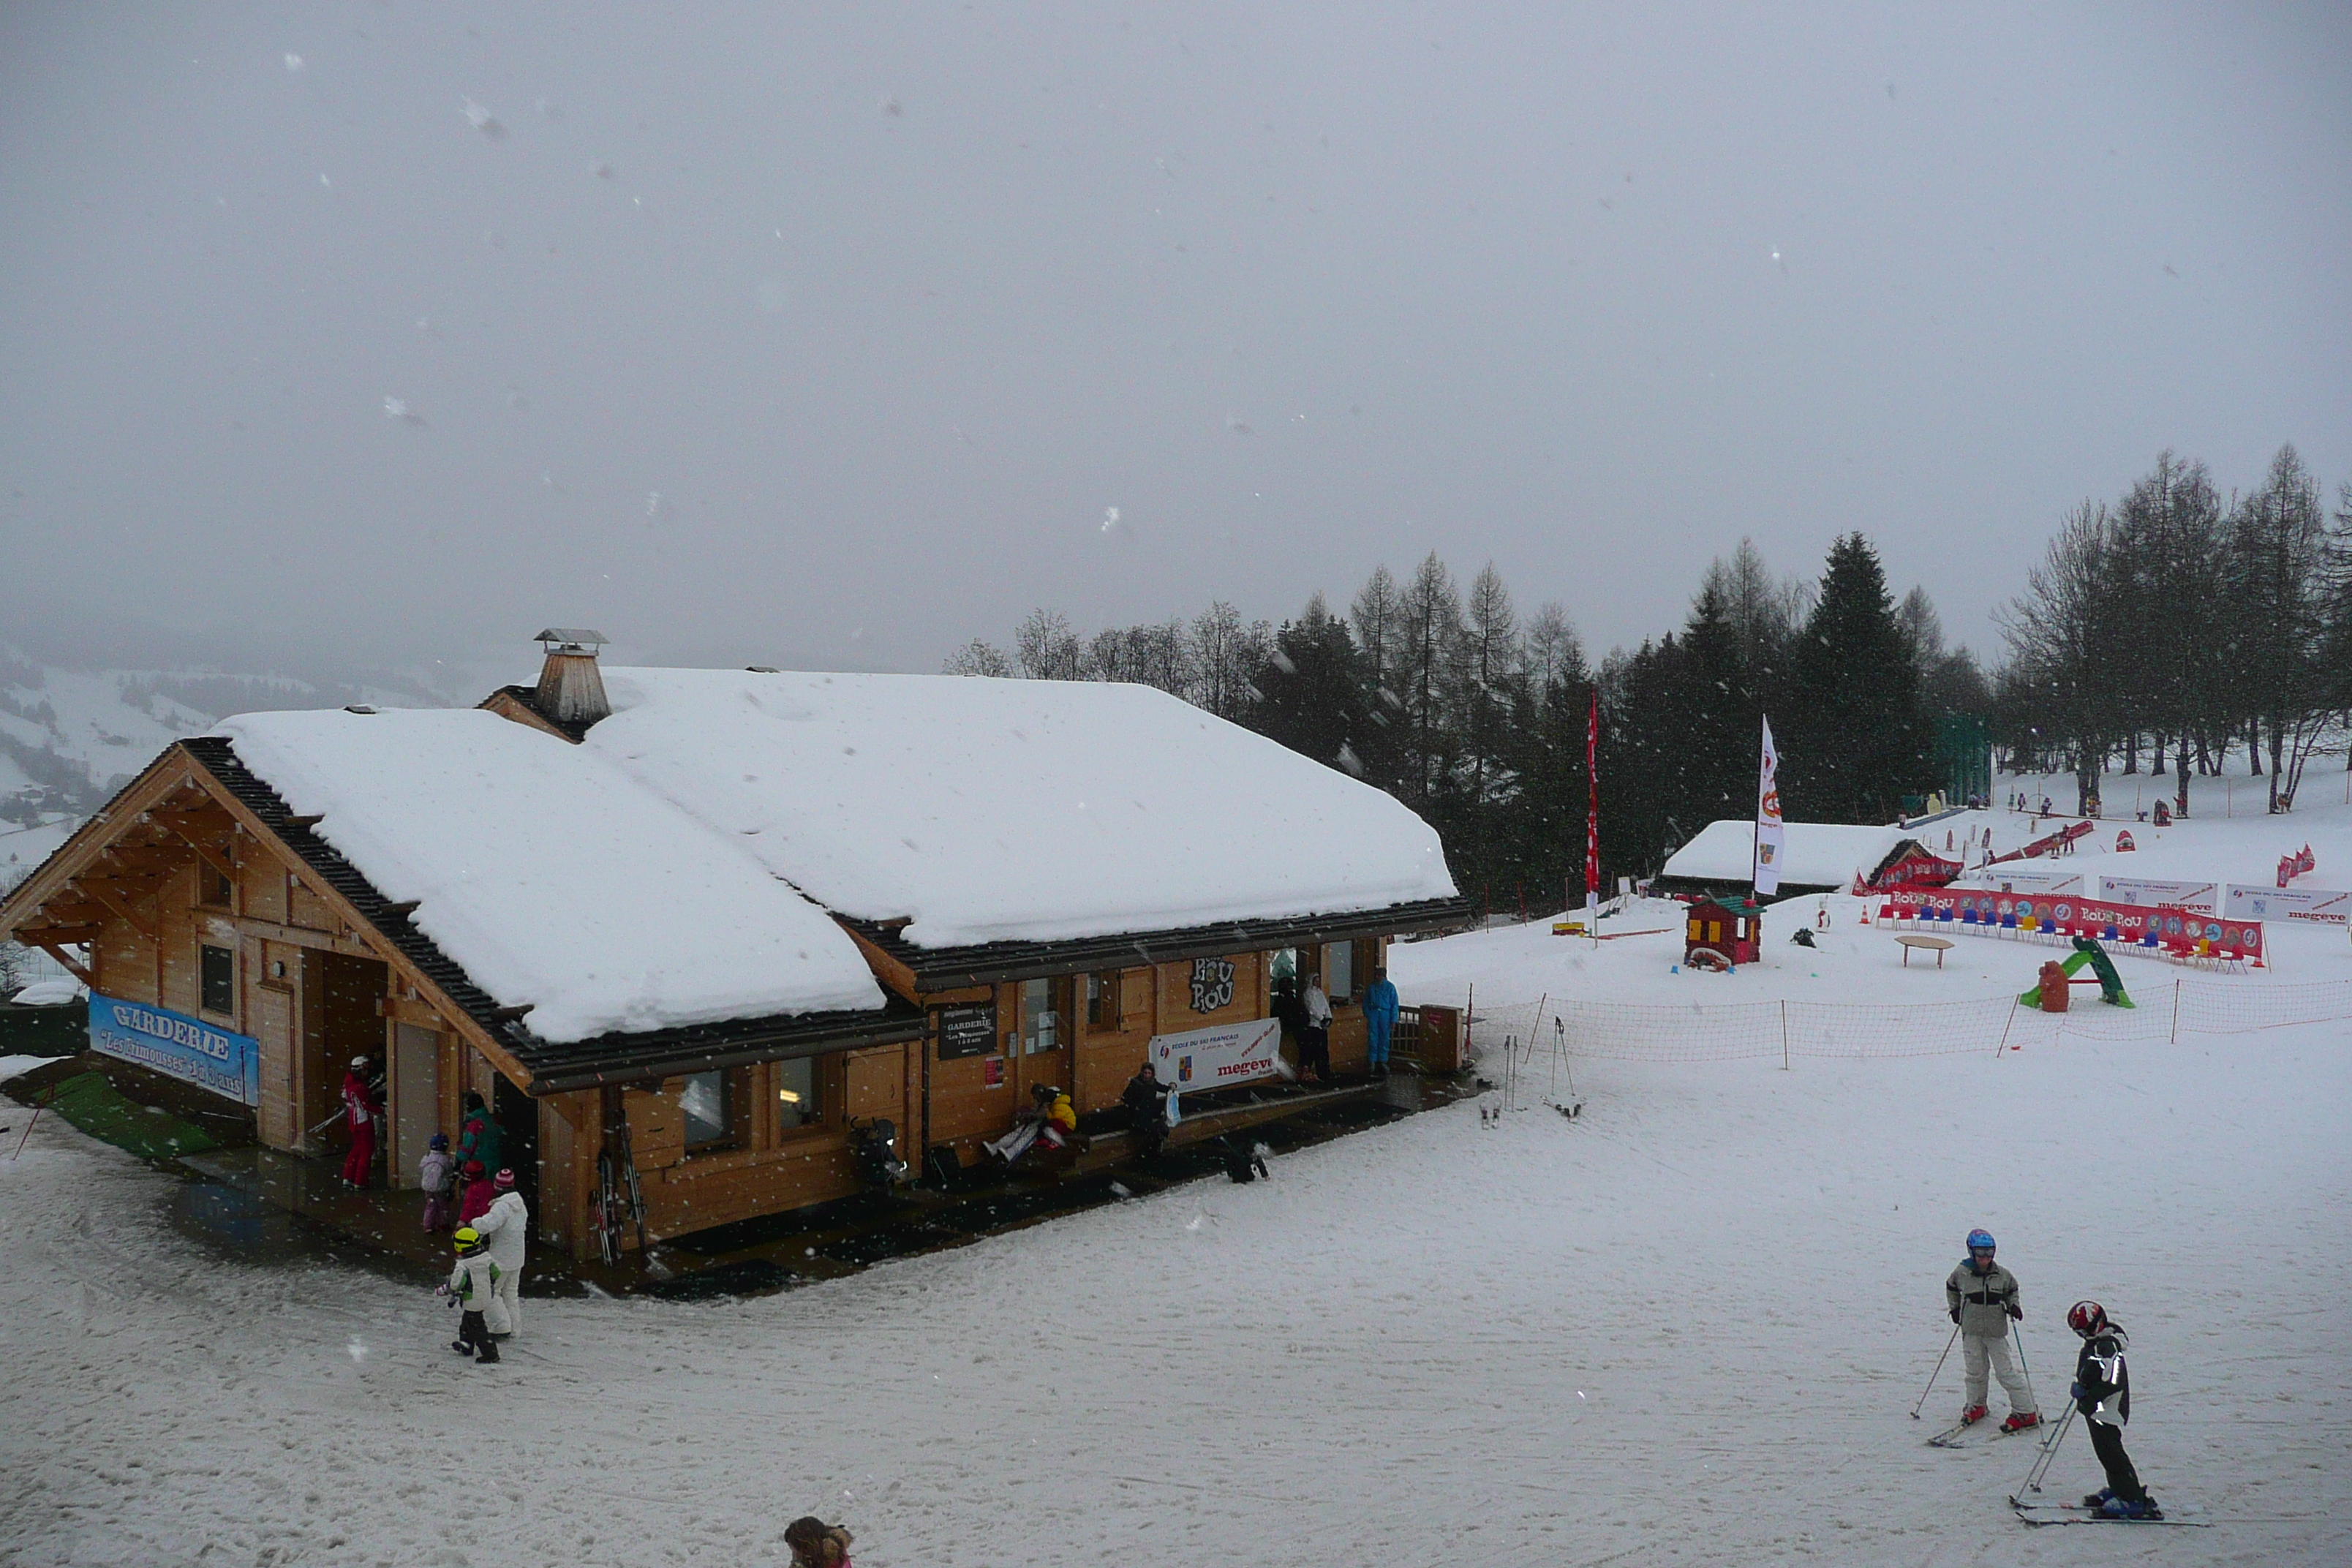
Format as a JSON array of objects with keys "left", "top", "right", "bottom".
[
  {"left": 1654, "top": 819, "right": 1948, "bottom": 902},
  {"left": 0, "top": 637, "right": 1465, "bottom": 1259}
]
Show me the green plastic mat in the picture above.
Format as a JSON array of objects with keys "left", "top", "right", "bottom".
[{"left": 31, "top": 1071, "right": 219, "bottom": 1162}]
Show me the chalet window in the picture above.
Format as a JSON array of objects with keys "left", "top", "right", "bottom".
[
  {"left": 200, "top": 865, "right": 233, "bottom": 908},
  {"left": 775, "top": 1055, "right": 822, "bottom": 1132},
  {"left": 1019, "top": 977, "right": 1065, "bottom": 1055},
  {"left": 680, "top": 1070, "right": 732, "bottom": 1150},
  {"left": 1323, "top": 940, "right": 1354, "bottom": 1003},
  {"left": 1085, "top": 970, "right": 1121, "bottom": 1030},
  {"left": 199, "top": 944, "right": 235, "bottom": 1016}
]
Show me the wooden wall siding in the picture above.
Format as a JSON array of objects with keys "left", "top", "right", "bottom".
[
  {"left": 625, "top": 1080, "right": 687, "bottom": 1170},
  {"left": 1153, "top": 951, "right": 1264, "bottom": 1033},
  {"left": 247, "top": 935, "right": 300, "bottom": 1150},
  {"left": 287, "top": 880, "right": 335, "bottom": 933},
  {"left": 94, "top": 923, "right": 155, "bottom": 1005},
  {"left": 238, "top": 851, "right": 290, "bottom": 925},
  {"left": 927, "top": 1048, "right": 1012, "bottom": 1147},
  {"left": 600, "top": 1047, "right": 903, "bottom": 1248}
]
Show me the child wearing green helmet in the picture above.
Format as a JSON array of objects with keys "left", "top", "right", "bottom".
[{"left": 437, "top": 1226, "right": 502, "bottom": 1364}]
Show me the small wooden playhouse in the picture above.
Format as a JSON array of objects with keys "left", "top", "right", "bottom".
[{"left": 1681, "top": 893, "right": 1762, "bottom": 970}]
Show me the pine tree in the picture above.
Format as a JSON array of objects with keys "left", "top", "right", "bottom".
[
  {"left": 1246, "top": 594, "right": 1368, "bottom": 777},
  {"left": 1786, "top": 534, "right": 1933, "bottom": 823}
]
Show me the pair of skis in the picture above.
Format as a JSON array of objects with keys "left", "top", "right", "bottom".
[
  {"left": 594, "top": 1119, "right": 645, "bottom": 1265},
  {"left": 1924, "top": 1415, "right": 2037, "bottom": 1448},
  {"left": 2010, "top": 1496, "right": 2204, "bottom": 1529}
]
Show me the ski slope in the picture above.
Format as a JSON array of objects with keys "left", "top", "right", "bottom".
[{"left": 1, "top": 780, "right": 2346, "bottom": 1565}]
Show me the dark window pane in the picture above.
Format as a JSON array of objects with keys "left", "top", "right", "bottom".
[
  {"left": 200, "top": 945, "right": 235, "bottom": 1015},
  {"left": 681, "top": 1071, "right": 729, "bottom": 1147}
]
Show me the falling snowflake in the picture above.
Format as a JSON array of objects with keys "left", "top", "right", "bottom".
[
  {"left": 382, "top": 396, "right": 407, "bottom": 419},
  {"left": 283, "top": 53, "right": 304, "bottom": 72}
]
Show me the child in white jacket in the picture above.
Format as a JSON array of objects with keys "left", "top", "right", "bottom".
[{"left": 437, "top": 1227, "right": 500, "bottom": 1365}]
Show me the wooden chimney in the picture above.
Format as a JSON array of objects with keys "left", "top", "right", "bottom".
[{"left": 533, "top": 628, "right": 611, "bottom": 727}]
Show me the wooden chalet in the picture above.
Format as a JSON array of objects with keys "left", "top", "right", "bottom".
[{"left": 0, "top": 635, "right": 1467, "bottom": 1260}]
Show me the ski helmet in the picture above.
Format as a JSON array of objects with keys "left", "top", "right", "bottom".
[
  {"left": 453, "top": 1226, "right": 482, "bottom": 1255},
  {"left": 1966, "top": 1229, "right": 1996, "bottom": 1252},
  {"left": 350, "top": 1055, "right": 370, "bottom": 1070},
  {"left": 2067, "top": 1300, "right": 2108, "bottom": 1337}
]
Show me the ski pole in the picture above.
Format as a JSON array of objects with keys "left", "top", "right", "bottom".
[
  {"left": 2010, "top": 1320, "right": 2039, "bottom": 1415},
  {"left": 1912, "top": 1323, "right": 1961, "bottom": 1418},
  {"left": 2018, "top": 1403, "right": 2077, "bottom": 1495}
]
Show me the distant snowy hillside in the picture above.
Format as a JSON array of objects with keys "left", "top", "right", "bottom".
[{"left": 0, "top": 648, "right": 462, "bottom": 844}]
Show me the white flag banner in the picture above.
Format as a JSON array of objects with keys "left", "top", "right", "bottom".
[
  {"left": 1753, "top": 716, "right": 1785, "bottom": 897},
  {"left": 1150, "top": 1015, "right": 1289, "bottom": 1122}
]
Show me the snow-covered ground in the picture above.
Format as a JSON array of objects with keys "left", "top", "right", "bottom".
[{"left": 1, "top": 777, "right": 2347, "bottom": 1566}]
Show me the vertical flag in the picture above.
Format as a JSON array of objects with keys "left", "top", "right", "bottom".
[
  {"left": 1753, "top": 715, "right": 1784, "bottom": 897},
  {"left": 1585, "top": 685, "right": 1601, "bottom": 929}
]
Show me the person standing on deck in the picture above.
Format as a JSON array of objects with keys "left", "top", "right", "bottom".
[
  {"left": 1362, "top": 967, "right": 1400, "bottom": 1078},
  {"left": 456, "top": 1090, "right": 502, "bottom": 1177},
  {"left": 339, "top": 1058, "right": 380, "bottom": 1189},
  {"left": 1299, "top": 976, "right": 1334, "bottom": 1084}
]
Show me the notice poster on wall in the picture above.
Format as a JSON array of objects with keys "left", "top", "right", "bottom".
[
  {"left": 2225, "top": 884, "right": 2350, "bottom": 924},
  {"left": 936, "top": 1003, "right": 997, "bottom": 1060},
  {"left": 1150, "top": 1015, "right": 1287, "bottom": 1122},
  {"left": 88, "top": 992, "right": 260, "bottom": 1106}
]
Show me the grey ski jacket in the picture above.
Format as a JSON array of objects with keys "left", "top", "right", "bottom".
[{"left": 1945, "top": 1259, "right": 2021, "bottom": 1338}]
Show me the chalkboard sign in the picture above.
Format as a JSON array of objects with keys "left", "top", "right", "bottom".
[{"left": 937, "top": 1003, "right": 998, "bottom": 1060}]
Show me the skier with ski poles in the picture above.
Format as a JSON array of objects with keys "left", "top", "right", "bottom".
[
  {"left": 2068, "top": 1300, "right": 2160, "bottom": 1519},
  {"left": 1944, "top": 1229, "right": 2039, "bottom": 1433}
]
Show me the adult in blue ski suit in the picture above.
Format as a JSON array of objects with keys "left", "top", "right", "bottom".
[{"left": 1362, "top": 967, "right": 1400, "bottom": 1077}]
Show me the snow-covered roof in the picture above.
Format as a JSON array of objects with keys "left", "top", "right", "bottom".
[
  {"left": 1662, "top": 819, "right": 1919, "bottom": 892},
  {"left": 583, "top": 667, "right": 1458, "bottom": 950},
  {"left": 214, "top": 709, "right": 887, "bottom": 1044}
]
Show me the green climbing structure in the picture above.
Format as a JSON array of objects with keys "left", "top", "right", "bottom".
[{"left": 2018, "top": 937, "right": 2135, "bottom": 1009}]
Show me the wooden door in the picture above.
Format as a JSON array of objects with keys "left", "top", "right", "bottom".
[
  {"left": 391, "top": 1022, "right": 441, "bottom": 1188},
  {"left": 1014, "top": 976, "right": 1072, "bottom": 1101}
]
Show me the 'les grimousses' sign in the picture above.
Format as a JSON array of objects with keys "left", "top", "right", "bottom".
[{"left": 88, "top": 993, "right": 262, "bottom": 1107}]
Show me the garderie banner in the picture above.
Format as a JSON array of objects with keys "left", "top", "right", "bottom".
[
  {"left": 1150, "top": 1016, "right": 1287, "bottom": 1122},
  {"left": 88, "top": 992, "right": 261, "bottom": 1106}
]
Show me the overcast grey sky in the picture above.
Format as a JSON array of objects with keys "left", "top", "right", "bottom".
[{"left": 4, "top": 3, "right": 2348, "bottom": 682}]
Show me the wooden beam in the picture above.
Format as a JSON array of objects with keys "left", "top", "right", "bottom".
[
  {"left": 157, "top": 822, "right": 235, "bottom": 881},
  {"left": 31, "top": 943, "right": 95, "bottom": 990},
  {"left": 77, "top": 881, "right": 155, "bottom": 941}
]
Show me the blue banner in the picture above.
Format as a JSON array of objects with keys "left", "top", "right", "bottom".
[{"left": 88, "top": 992, "right": 261, "bottom": 1107}]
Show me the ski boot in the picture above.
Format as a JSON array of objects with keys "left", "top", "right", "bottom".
[
  {"left": 2098, "top": 1496, "right": 2160, "bottom": 1520},
  {"left": 2000, "top": 1411, "right": 2040, "bottom": 1433},
  {"left": 1958, "top": 1403, "right": 1989, "bottom": 1426},
  {"left": 2080, "top": 1488, "right": 2115, "bottom": 1509},
  {"left": 451, "top": 1338, "right": 475, "bottom": 1355},
  {"left": 474, "top": 1341, "right": 501, "bottom": 1365}
]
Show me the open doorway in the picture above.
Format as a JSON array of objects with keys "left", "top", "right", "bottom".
[
  {"left": 492, "top": 1074, "right": 539, "bottom": 1210},
  {"left": 304, "top": 951, "right": 387, "bottom": 1167}
]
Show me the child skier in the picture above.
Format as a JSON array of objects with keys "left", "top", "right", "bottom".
[
  {"left": 1944, "top": 1229, "right": 2038, "bottom": 1431},
  {"left": 418, "top": 1134, "right": 456, "bottom": 1232},
  {"left": 2069, "top": 1300, "right": 2158, "bottom": 1519},
  {"left": 437, "top": 1226, "right": 501, "bottom": 1364}
]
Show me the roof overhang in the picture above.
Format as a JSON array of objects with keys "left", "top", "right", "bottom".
[{"left": 846, "top": 895, "right": 1471, "bottom": 993}]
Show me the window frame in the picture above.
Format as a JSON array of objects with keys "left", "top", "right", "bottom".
[
  {"left": 1085, "top": 970, "right": 1123, "bottom": 1031},
  {"left": 773, "top": 1054, "right": 826, "bottom": 1139},
  {"left": 197, "top": 943, "right": 235, "bottom": 1018},
  {"left": 199, "top": 864, "right": 235, "bottom": 909},
  {"left": 1020, "top": 976, "right": 1069, "bottom": 1055},
  {"left": 679, "top": 1068, "right": 738, "bottom": 1153}
]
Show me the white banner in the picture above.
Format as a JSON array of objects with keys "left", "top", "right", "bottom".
[
  {"left": 1150, "top": 1016, "right": 1288, "bottom": 1121},
  {"left": 2224, "top": 883, "right": 2351, "bottom": 924},
  {"left": 2097, "top": 875, "right": 2217, "bottom": 911},
  {"left": 1752, "top": 716, "right": 1785, "bottom": 897},
  {"left": 1951, "top": 870, "right": 2082, "bottom": 896}
]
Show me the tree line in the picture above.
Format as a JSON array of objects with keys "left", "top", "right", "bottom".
[
  {"left": 948, "top": 444, "right": 2351, "bottom": 911},
  {"left": 1997, "top": 445, "right": 2352, "bottom": 816}
]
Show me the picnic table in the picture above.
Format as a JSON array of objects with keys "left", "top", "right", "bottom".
[{"left": 1896, "top": 934, "right": 1954, "bottom": 969}]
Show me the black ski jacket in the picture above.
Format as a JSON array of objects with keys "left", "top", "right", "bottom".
[{"left": 2074, "top": 1325, "right": 2130, "bottom": 1426}]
